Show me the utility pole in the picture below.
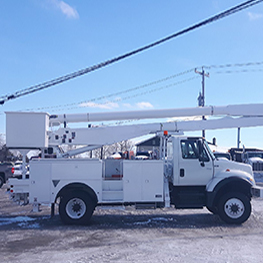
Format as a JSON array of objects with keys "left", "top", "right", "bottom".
[{"left": 195, "top": 67, "right": 209, "bottom": 137}]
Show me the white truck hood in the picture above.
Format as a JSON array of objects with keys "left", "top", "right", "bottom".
[
  {"left": 206, "top": 158, "right": 256, "bottom": 192},
  {"left": 214, "top": 158, "right": 254, "bottom": 179}
]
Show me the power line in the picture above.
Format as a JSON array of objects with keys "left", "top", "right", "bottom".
[
  {"left": 214, "top": 69, "right": 263, "bottom": 74},
  {"left": 1, "top": 0, "right": 262, "bottom": 105},
  {"left": 92, "top": 76, "right": 199, "bottom": 107},
  {"left": 203, "top": 61, "right": 263, "bottom": 69},
  {"left": 22, "top": 68, "right": 194, "bottom": 112},
  {"left": 25, "top": 76, "right": 199, "bottom": 112},
  {"left": 201, "top": 61, "right": 263, "bottom": 74}
]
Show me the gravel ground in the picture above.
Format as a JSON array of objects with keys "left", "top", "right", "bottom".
[{"left": 0, "top": 180, "right": 263, "bottom": 263}]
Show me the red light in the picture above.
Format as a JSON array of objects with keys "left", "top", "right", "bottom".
[
  {"left": 10, "top": 189, "right": 13, "bottom": 193},
  {"left": 11, "top": 167, "right": 14, "bottom": 174},
  {"left": 226, "top": 169, "right": 230, "bottom": 172},
  {"left": 164, "top": 130, "right": 168, "bottom": 136}
]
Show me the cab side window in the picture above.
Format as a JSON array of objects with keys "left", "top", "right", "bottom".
[{"left": 181, "top": 140, "right": 210, "bottom": 162}]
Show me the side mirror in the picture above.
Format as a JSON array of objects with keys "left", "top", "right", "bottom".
[{"left": 198, "top": 140, "right": 203, "bottom": 157}]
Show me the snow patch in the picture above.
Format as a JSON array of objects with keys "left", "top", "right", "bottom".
[
  {"left": 0, "top": 216, "right": 38, "bottom": 228},
  {"left": 18, "top": 222, "right": 40, "bottom": 229},
  {"left": 133, "top": 217, "right": 175, "bottom": 225},
  {"left": 97, "top": 206, "right": 125, "bottom": 211}
]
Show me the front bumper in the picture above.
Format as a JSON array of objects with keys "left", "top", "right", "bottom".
[{"left": 252, "top": 186, "right": 263, "bottom": 198}]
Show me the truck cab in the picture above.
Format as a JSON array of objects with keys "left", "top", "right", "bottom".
[{"left": 167, "top": 136, "right": 255, "bottom": 224}]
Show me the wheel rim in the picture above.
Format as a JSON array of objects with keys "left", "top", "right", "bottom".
[
  {"left": 66, "top": 198, "right": 86, "bottom": 219},
  {"left": 224, "top": 198, "right": 245, "bottom": 219}
]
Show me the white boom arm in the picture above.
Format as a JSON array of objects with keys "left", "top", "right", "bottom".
[
  {"left": 49, "top": 103, "right": 263, "bottom": 124},
  {"left": 48, "top": 116, "right": 263, "bottom": 146}
]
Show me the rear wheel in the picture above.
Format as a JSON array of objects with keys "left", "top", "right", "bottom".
[
  {"left": 218, "top": 192, "right": 251, "bottom": 224},
  {"left": 59, "top": 191, "right": 95, "bottom": 225}
]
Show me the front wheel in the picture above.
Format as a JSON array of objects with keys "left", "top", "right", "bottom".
[
  {"left": 218, "top": 192, "right": 251, "bottom": 224},
  {"left": 59, "top": 191, "right": 95, "bottom": 225}
]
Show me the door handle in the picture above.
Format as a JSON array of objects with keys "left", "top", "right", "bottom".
[{"left": 180, "top": 169, "right": 184, "bottom": 177}]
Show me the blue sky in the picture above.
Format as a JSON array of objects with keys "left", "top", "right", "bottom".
[{"left": 1, "top": 0, "right": 263, "bottom": 149}]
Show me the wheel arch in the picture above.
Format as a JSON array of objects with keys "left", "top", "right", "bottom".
[
  {"left": 56, "top": 182, "right": 98, "bottom": 205},
  {"left": 206, "top": 177, "right": 252, "bottom": 209}
]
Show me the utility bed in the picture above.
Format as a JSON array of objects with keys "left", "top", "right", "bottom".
[{"left": 10, "top": 159, "right": 164, "bottom": 205}]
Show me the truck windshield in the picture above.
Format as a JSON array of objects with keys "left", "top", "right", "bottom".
[{"left": 204, "top": 140, "right": 215, "bottom": 160}]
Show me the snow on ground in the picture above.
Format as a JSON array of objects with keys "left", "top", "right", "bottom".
[
  {"left": 0, "top": 216, "right": 36, "bottom": 226},
  {"left": 0, "top": 215, "right": 51, "bottom": 228}
]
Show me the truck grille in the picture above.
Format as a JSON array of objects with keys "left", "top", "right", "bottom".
[{"left": 252, "top": 162, "right": 263, "bottom": 171}]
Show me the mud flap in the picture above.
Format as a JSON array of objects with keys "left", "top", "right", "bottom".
[{"left": 252, "top": 186, "right": 263, "bottom": 198}]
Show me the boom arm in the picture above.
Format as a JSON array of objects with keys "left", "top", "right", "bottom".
[
  {"left": 49, "top": 103, "right": 263, "bottom": 125},
  {"left": 48, "top": 116, "right": 263, "bottom": 146}
]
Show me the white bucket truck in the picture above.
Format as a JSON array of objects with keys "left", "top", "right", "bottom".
[{"left": 5, "top": 103, "right": 263, "bottom": 225}]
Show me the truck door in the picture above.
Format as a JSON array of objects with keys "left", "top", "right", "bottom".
[{"left": 178, "top": 138, "right": 214, "bottom": 186}]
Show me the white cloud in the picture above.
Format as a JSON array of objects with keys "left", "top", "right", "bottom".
[
  {"left": 248, "top": 12, "right": 263, "bottom": 21},
  {"left": 122, "top": 103, "right": 133, "bottom": 108},
  {"left": 79, "top": 100, "right": 154, "bottom": 110},
  {"left": 79, "top": 101, "right": 119, "bottom": 110},
  {"left": 136, "top": 102, "right": 154, "bottom": 109},
  {"left": 49, "top": 0, "right": 79, "bottom": 19}
]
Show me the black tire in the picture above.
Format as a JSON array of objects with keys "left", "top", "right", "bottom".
[
  {"left": 59, "top": 191, "right": 95, "bottom": 225},
  {"left": 0, "top": 176, "right": 4, "bottom": 188},
  {"left": 218, "top": 192, "right": 251, "bottom": 224}
]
